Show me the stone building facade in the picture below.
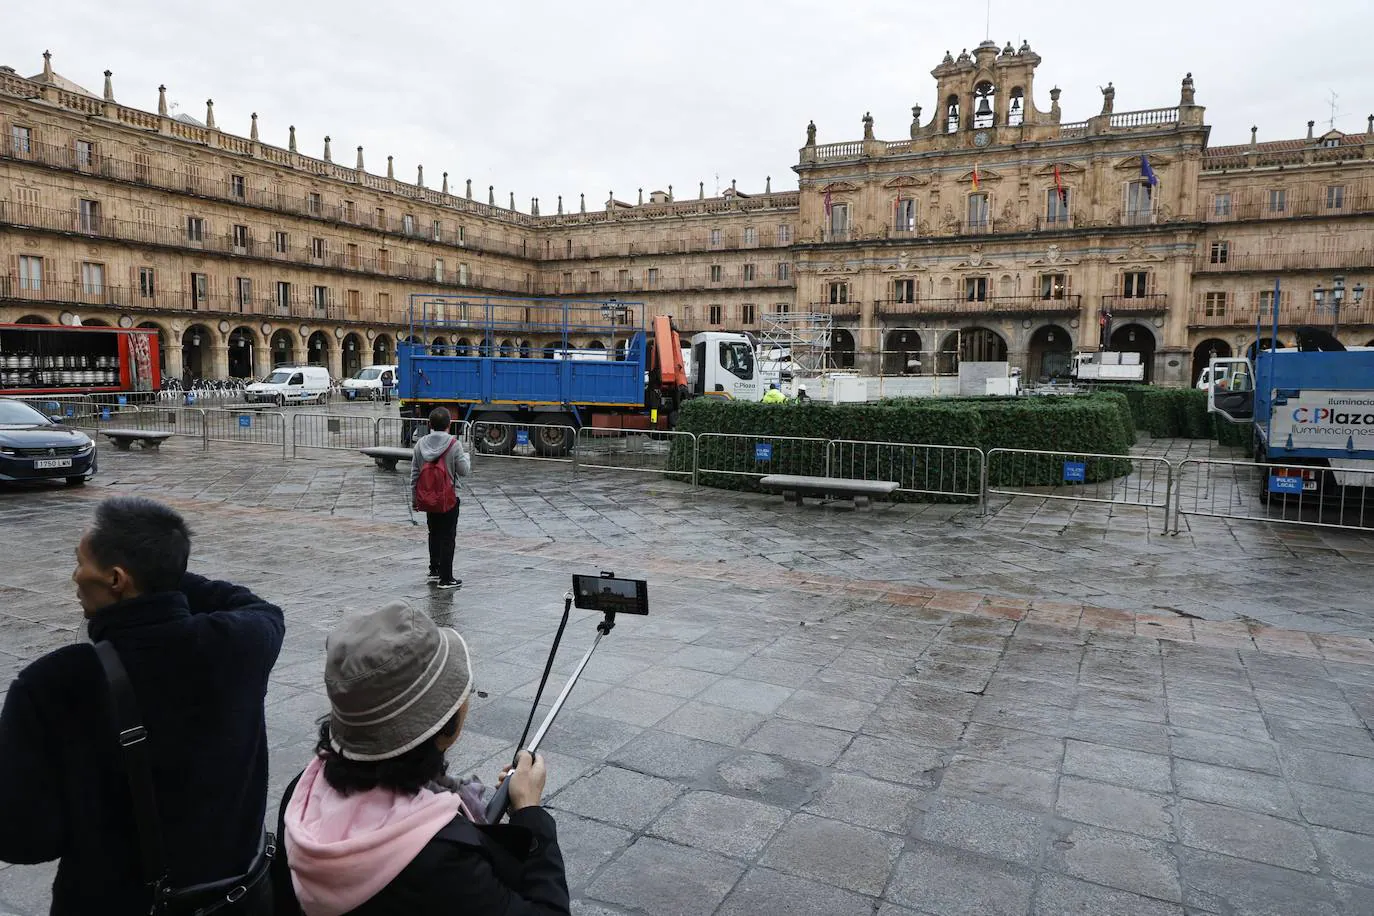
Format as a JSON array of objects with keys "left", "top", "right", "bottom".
[{"left": 2, "top": 44, "right": 1371, "bottom": 386}]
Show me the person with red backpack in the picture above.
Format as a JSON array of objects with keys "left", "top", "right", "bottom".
[{"left": 410, "top": 407, "right": 471, "bottom": 590}]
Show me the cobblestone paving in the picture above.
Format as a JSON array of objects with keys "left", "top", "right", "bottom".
[{"left": 1, "top": 436, "right": 1371, "bottom": 915}]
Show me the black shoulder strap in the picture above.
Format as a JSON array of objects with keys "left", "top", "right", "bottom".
[{"left": 93, "top": 641, "right": 169, "bottom": 887}]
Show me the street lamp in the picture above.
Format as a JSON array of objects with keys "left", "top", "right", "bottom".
[{"left": 1313, "top": 276, "right": 1366, "bottom": 338}]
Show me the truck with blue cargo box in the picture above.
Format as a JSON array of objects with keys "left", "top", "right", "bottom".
[
  {"left": 396, "top": 294, "right": 763, "bottom": 455},
  {"left": 1208, "top": 328, "right": 1374, "bottom": 501}
]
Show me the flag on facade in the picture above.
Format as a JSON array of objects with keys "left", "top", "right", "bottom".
[
  {"left": 971, "top": 164, "right": 980, "bottom": 191},
  {"left": 1140, "top": 156, "right": 1159, "bottom": 197},
  {"left": 1053, "top": 164, "right": 1068, "bottom": 206}
]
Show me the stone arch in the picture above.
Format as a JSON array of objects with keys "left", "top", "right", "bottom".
[
  {"left": 372, "top": 334, "right": 393, "bottom": 365},
  {"left": 499, "top": 338, "right": 515, "bottom": 357},
  {"left": 430, "top": 335, "right": 448, "bottom": 355},
  {"left": 228, "top": 326, "right": 258, "bottom": 379},
  {"left": 136, "top": 321, "right": 168, "bottom": 376},
  {"left": 1366, "top": 338, "right": 1374, "bottom": 348},
  {"left": 306, "top": 330, "right": 330, "bottom": 367},
  {"left": 972, "top": 81, "right": 996, "bottom": 129},
  {"left": 957, "top": 326, "right": 1008, "bottom": 363},
  {"left": 543, "top": 340, "right": 559, "bottom": 359},
  {"left": 831, "top": 328, "right": 856, "bottom": 369},
  {"left": 519, "top": 339, "right": 533, "bottom": 358},
  {"left": 1191, "top": 338, "right": 1232, "bottom": 386},
  {"left": 270, "top": 329, "right": 296, "bottom": 367},
  {"left": 614, "top": 340, "right": 628, "bottom": 362},
  {"left": 586, "top": 339, "right": 605, "bottom": 351},
  {"left": 1109, "top": 323, "right": 1156, "bottom": 382},
  {"left": 15, "top": 314, "right": 51, "bottom": 325},
  {"left": 342, "top": 332, "right": 365, "bottom": 376},
  {"left": 479, "top": 335, "right": 494, "bottom": 357},
  {"left": 82, "top": 317, "right": 112, "bottom": 327},
  {"left": 1007, "top": 87, "right": 1025, "bottom": 126},
  {"left": 181, "top": 324, "right": 213, "bottom": 381},
  {"left": 884, "top": 329, "right": 924, "bottom": 375},
  {"left": 1028, "top": 324, "right": 1072, "bottom": 379},
  {"left": 1245, "top": 337, "right": 1287, "bottom": 360}
]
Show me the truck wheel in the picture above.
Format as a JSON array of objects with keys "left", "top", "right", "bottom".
[
  {"left": 473, "top": 413, "right": 515, "bottom": 455},
  {"left": 1256, "top": 445, "right": 1271, "bottom": 505},
  {"left": 533, "top": 420, "right": 574, "bottom": 458}
]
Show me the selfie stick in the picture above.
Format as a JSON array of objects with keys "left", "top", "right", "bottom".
[{"left": 484, "top": 604, "right": 623, "bottom": 824}]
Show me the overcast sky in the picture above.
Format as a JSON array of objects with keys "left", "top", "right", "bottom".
[{"left": 4, "top": 0, "right": 1370, "bottom": 212}]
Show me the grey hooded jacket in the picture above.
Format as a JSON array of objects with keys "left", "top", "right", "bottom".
[{"left": 409, "top": 431, "right": 472, "bottom": 498}]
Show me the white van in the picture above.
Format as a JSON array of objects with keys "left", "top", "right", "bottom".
[
  {"left": 1196, "top": 365, "right": 1230, "bottom": 391},
  {"left": 245, "top": 366, "right": 331, "bottom": 406},
  {"left": 341, "top": 365, "right": 398, "bottom": 401}
]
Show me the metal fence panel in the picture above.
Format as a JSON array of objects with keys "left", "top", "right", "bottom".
[
  {"left": 573, "top": 428, "right": 696, "bottom": 483},
  {"left": 468, "top": 420, "right": 576, "bottom": 463},
  {"left": 375, "top": 416, "right": 465, "bottom": 448},
  {"left": 203, "top": 408, "right": 287, "bottom": 456},
  {"left": 1174, "top": 457, "right": 1374, "bottom": 534},
  {"left": 695, "top": 433, "right": 831, "bottom": 482},
  {"left": 986, "top": 448, "right": 1173, "bottom": 522},
  {"left": 291, "top": 413, "right": 379, "bottom": 456},
  {"left": 8, "top": 394, "right": 102, "bottom": 424},
  {"left": 828, "top": 440, "right": 984, "bottom": 503}
]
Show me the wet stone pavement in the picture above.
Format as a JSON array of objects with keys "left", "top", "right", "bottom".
[{"left": 1, "top": 438, "right": 1372, "bottom": 915}]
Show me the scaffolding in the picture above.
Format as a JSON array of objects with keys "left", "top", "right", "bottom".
[{"left": 759, "top": 309, "right": 833, "bottom": 374}]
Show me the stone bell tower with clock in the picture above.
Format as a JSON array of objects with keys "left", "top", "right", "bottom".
[{"left": 916, "top": 39, "right": 1063, "bottom": 149}]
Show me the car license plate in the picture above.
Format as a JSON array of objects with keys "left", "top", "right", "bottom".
[
  {"left": 35, "top": 458, "right": 72, "bottom": 469},
  {"left": 1303, "top": 480, "right": 1318, "bottom": 491}
]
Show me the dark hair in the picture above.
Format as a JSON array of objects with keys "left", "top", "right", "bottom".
[
  {"left": 428, "top": 407, "right": 452, "bottom": 431},
  {"left": 315, "top": 713, "right": 461, "bottom": 796},
  {"left": 87, "top": 496, "right": 191, "bottom": 594}
]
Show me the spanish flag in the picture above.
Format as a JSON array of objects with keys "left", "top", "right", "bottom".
[
  {"left": 1053, "top": 164, "right": 1067, "bottom": 206},
  {"left": 971, "top": 164, "right": 980, "bottom": 191}
]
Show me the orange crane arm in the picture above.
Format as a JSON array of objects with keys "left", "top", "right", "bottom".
[{"left": 651, "top": 315, "right": 687, "bottom": 390}]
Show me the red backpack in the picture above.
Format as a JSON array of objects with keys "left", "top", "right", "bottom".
[{"left": 415, "top": 439, "right": 457, "bottom": 513}]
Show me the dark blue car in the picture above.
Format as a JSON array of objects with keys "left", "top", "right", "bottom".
[{"left": 0, "top": 399, "right": 98, "bottom": 486}]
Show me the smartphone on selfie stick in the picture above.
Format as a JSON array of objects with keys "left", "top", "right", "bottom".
[{"left": 484, "top": 572, "right": 649, "bottom": 823}]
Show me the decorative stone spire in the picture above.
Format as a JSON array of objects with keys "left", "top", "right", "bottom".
[
  {"left": 1307, "top": 120, "right": 1315, "bottom": 140},
  {"left": 1250, "top": 126, "right": 1258, "bottom": 147},
  {"left": 323, "top": 136, "right": 332, "bottom": 162},
  {"left": 765, "top": 176, "right": 771, "bottom": 193},
  {"left": 289, "top": 126, "right": 297, "bottom": 152},
  {"left": 911, "top": 104, "right": 922, "bottom": 138},
  {"left": 465, "top": 178, "right": 472, "bottom": 199},
  {"left": 442, "top": 172, "right": 448, "bottom": 194},
  {"left": 557, "top": 195, "right": 563, "bottom": 215},
  {"left": 158, "top": 85, "right": 168, "bottom": 116},
  {"left": 41, "top": 50, "right": 53, "bottom": 82},
  {"left": 416, "top": 164, "right": 423, "bottom": 186},
  {"left": 103, "top": 70, "right": 114, "bottom": 101},
  {"left": 249, "top": 112, "right": 259, "bottom": 141},
  {"left": 356, "top": 145, "right": 363, "bottom": 169},
  {"left": 489, "top": 185, "right": 495, "bottom": 205},
  {"left": 1368, "top": 114, "right": 1374, "bottom": 134},
  {"left": 699, "top": 181, "right": 705, "bottom": 200},
  {"left": 580, "top": 192, "right": 586, "bottom": 213},
  {"left": 731, "top": 178, "right": 737, "bottom": 194},
  {"left": 386, "top": 155, "right": 394, "bottom": 179},
  {"left": 205, "top": 99, "right": 216, "bottom": 129},
  {"left": 638, "top": 188, "right": 644, "bottom": 205},
  {"left": 668, "top": 184, "right": 673, "bottom": 201},
  {"left": 509, "top": 191, "right": 515, "bottom": 210},
  {"left": 1049, "top": 86, "right": 1061, "bottom": 120}
]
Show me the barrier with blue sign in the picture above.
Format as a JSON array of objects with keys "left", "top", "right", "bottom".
[
  {"left": 1063, "top": 461, "right": 1086, "bottom": 483},
  {"left": 1268, "top": 475, "right": 1304, "bottom": 494},
  {"left": 238, "top": 414, "right": 252, "bottom": 428},
  {"left": 516, "top": 429, "right": 530, "bottom": 447},
  {"left": 755, "top": 443, "right": 773, "bottom": 462},
  {"left": 117, "top": 395, "right": 127, "bottom": 406},
  {"left": 100, "top": 407, "right": 111, "bottom": 421}
]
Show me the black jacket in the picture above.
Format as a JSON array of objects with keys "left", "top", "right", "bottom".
[
  {"left": 272, "top": 773, "right": 571, "bottom": 916},
  {"left": 0, "top": 573, "right": 285, "bottom": 915}
]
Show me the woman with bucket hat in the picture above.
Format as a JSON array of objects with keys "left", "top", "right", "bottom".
[{"left": 271, "top": 601, "right": 570, "bottom": 915}]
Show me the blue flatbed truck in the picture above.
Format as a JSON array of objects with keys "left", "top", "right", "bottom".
[
  {"left": 396, "top": 294, "right": 762, "bottom": 454},
  {"left": 1208, "top": 343, "right": 1374, "bottom": 501}
]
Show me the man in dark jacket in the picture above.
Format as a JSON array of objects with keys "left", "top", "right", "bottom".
[{"left": 0, "top": 495, "right": 285, "bottom": 914}]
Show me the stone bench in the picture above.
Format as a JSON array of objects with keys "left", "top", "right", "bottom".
[
  {"left": 101, "top": 429, "right": 174, "bottom": 451},
  {"left": 360, "top": 445, "right": 414, "bottom": 471},
  {"left": 759, "top": 474, "right": 899, "bottom": 508}
]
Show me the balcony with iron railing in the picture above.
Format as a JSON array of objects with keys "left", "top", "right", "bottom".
[
  {"left": 1199, "top": 193, "right": 1374, "bottom": 223},
  {"left": 0, "top": 203, "right": 533, "bottom": 294},
  {"left": 877, "top": 295, "right": 1083, "bottom": 318},
  {"left": 1186, "top": 303, "right": 1373, "bottom": 329},
  {"left": 1100, "top": 293, "right": 1170, "bottom": 315},
  {"left": 807, "top": 301, "right": 861, "bottom": 318},
  {"left": 1194, "top": 249, "right": 1373, "bottom": 273}
]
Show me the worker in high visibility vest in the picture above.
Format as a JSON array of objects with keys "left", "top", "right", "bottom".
[{"left": 761, "top": 383, "right": 786, "bottom": 404}]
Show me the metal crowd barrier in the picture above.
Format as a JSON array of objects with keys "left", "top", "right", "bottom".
[
  {"left": 695, "top": 433, "right": 831, "bottom": 482},
  {"left": 291, "top": 413, "right": 380, "bottom": 457},
  {"left": 985, "top": 447, "right": 1174, "bottom": 527},
  {"left": 202, "top": 407, "right": 288, "bottom": 457},
  {"left": 828, "top": 440, "right": 984, "bottom": 507},
  {"left": 572, "top": 428, "right": 697, "bottom": 484},
  {"left": 1174, "top": 457, "right": 1374, "bottom": 534}
]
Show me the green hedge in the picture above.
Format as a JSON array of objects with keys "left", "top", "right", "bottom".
[
  {"left": 672, "top": 393, "right": 1135, "bottom": 497},
  {"left": 1096, "top": 384, "right": 1251, "bottom": 447}
]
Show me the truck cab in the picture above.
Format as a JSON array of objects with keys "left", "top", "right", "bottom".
[{"left": 690, "top": 332, "right": 764, "bottom": 402}]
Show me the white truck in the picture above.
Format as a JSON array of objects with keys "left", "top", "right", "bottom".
[{"left": 1071, "top": 350, "right": 1145, "bottom": 382}]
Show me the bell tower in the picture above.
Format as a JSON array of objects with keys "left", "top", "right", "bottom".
[{"left": 927, "top": 39, "right": 1050, "bottom": 146}]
